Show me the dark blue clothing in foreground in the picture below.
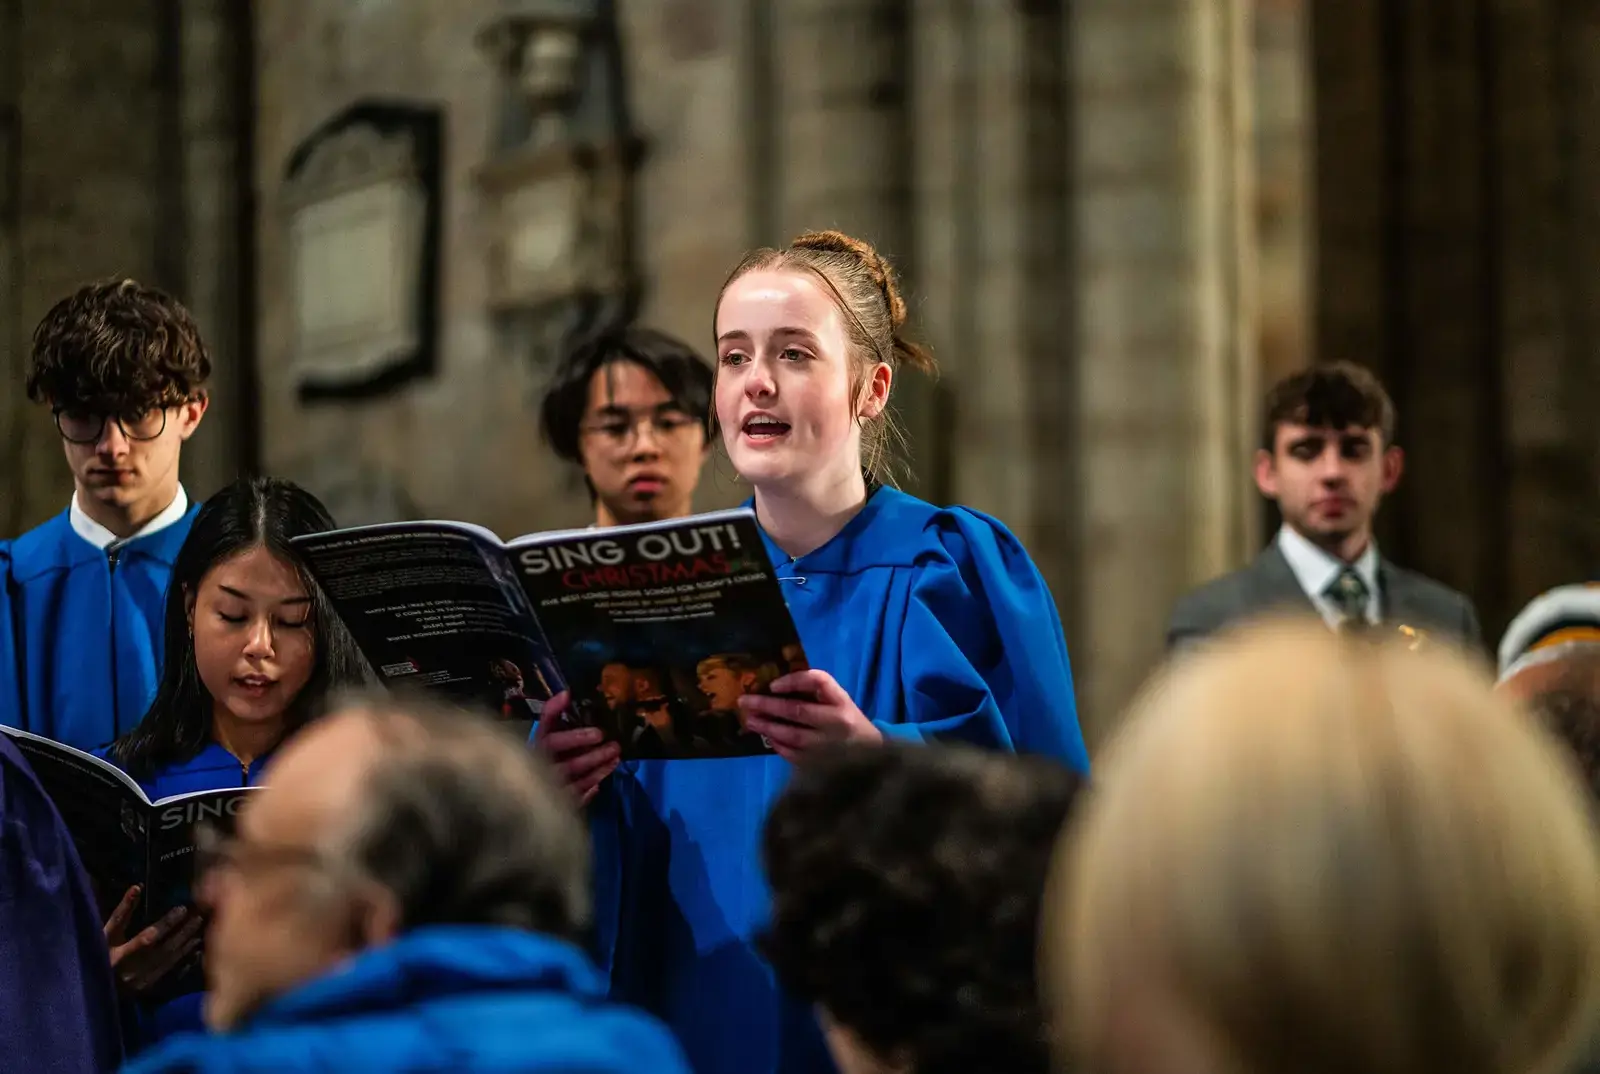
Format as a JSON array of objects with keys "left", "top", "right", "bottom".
[
  {"left": 95, "top": 742, "right": 271, "bottom": 1052},
  {"left": 120, "top": 926, "right": 695, "bottom": 1074},
  {"left": 590, "top": 487, "right": 1090, "bottom": 1074},
  {"left": 0, "top": 507, "right": 196, "bottom": 751},
  {"left": 0, "top": 732, "right": 123, "bottom": 1074}
]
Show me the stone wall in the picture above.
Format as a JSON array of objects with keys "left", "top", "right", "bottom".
[
  {"left": 1254, "top": 0, "right": 1311, "bottom": 386},
  {"left": 1313, "top": 0, "right": 1600, "bottom": 641},
  {"left": 253, "top": 0, "right": 754, "bottom": 537},
  {"left": 4, "top": 0, "right": 1269, "bottom": 736},
  {"left": 11, "top": 0, "right": 1598, "bottom": 739},
  {"left": 3, "top": 0, "right": 169, "bottom": 534},
  {"left": 1068, "top": 0, "right": 1261, "bottom": 733}
]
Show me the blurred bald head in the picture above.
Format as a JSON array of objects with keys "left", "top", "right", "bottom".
[
  {"left": 307, "top": 695, "right": 590, "bottom": 935},
  {"left": 1046, "top": 620, "right": 1600, "bottom": 1074},
  {"left": 203, "top": 693, "right": 590, "bottom": 1030},
  {"left": 259, "top": 705, "right": 388, "bottom": 838}
]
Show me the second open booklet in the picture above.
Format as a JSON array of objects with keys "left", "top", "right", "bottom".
[
  {"left": 291, "top": 508, "right": 808, "bottom": 760},
  {"left": 0, "top": 726, "right": 256, "bottom": 1001}
]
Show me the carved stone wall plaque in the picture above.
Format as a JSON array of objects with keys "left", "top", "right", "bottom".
[
  {"left": 281, "top": 100, "right": 444, "bottom": 402},
  {"left": 474, "top": 1, "right": 643, "bottom": 349},
  {"left": 477, "top": 142, "right": 634, "bottom": 314},
  {"left": 499, "top": 162, "right": 581, "bottom": 303}
]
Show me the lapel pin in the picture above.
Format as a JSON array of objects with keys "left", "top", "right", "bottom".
[{"left": 1397, "top": 624, "right": 1428, "bottom": 651}]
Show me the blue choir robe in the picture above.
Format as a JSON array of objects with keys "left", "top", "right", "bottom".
[
  {"left": 588, "top": 486, "right": 1090, "bottom": 1074},
  {"left": 119, "top": 926, "right": 695, "bottom": 1074},
  {"left": 0, "top": 732, "right": 124, "bottom": 1073},
  {"left": 1, "top": 506, "right": 197, "bottom": 751},
  {"left": 96, "top": 742, "right": 270, "bottom": 1053}
]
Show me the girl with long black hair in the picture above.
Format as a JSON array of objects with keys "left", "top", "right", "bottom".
[{"left": 95, "top": 476, "right": 369, "bottom": 1051}]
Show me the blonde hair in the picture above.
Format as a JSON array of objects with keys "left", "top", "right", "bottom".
[
  {"left": 1045, "top": 620, "right": 1600, "bottom": 1074},
  {"left": 715, "top": 230, "right": 937, "bottom": 487}
]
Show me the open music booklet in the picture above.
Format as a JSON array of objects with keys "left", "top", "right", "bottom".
[
  {"left": 2, "top": 726, "right": 257, "bottom": 1000},
  {"left": 292, "top": 508, "right": 808, "bottom": 760}
]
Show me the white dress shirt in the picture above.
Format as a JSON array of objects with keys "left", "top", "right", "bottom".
[
  {"left": 1276, "top": 523, "right": 1381, "bottom": 629},
  {"left": 69, "top": 485, "right": 190, "bottom": 552}
]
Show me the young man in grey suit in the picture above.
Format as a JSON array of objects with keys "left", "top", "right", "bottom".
[{"left": 1166, "top": 361, "right": 1483, "bottom": 651}]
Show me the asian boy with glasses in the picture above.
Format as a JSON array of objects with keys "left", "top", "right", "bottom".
[
  {"left": 538, "top": 326, "right": 713, "bottom": 530},
  {"left": 1, "top": 279, "right": 211, "bottom": 749}
]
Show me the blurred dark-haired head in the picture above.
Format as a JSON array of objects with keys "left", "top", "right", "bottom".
[
  {"left": 760, "top": 743, "right": 1081, "bottom": 1074},
  {"left": 1506, "top": 644, "right": 1600, "bottom": 805},
  {"left": 538, "top": 326, "right": 712, "bottom": 527},
  {"left": 1262, "top": 360, "right": 1395, "bottom": 452},
  {"left": 113, "top": 477, "right": 370, "bottom": 779}
]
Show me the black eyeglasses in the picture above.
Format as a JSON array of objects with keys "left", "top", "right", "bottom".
[
  {"left": 194, "top": 819, "right": 329, "bottom": 880},
  {"left": 579, "top": 409, "right": 701, "bottom": 449},
  {"left": 52, "top": 405, "right": 173, "bottom": 445}
]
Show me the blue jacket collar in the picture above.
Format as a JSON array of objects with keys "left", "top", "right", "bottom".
[
  {"left": 168, "top": 740, "right": 274, "bottom": 785},
  {"left": 11, "top": 504, "right": 197, "bottom": 582},
  {"left": 749, "top": 485, "right": 934, "bottom": 574},
  {"left": 245, "top": 926, "right": 605, "bottom": 1028}
]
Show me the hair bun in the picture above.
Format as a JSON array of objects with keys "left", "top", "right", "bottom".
[
  {"left": 790, "top": 229, "right": 907, "bottom": 331},
  {"left": 790, "top": 229, "right": 867, "bottom": 258}
]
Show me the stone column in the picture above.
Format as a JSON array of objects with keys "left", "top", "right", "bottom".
[
  {"left": 771, "top": 0, "right": 943, "bottom": 500},
  {"left": 1311, "top": 0, "right": 1600, "bottom": 638},
  {"left": 910, "top": 0, "right": 1076, "bottom": 646},
  {"left": 1551, "top": 0, "right": 1600, "bottom": 584},
  {"left": 913, "top": 0, "right": 1065, "bottom": 540},
  {"left": 1493, "top": 0, "right": 1583, "bottom": 613},
  {"left": 773, "top": 1, "right": 912, "bottom": 248},
  {"left": 1253, "top": 0, "right": 1312, "bottom": 386},
  {"left": 176, "top": 0, "right": 249, "bottom": 499},
  {"left": 0, "top": 0, "right": 22, "bottom": 537},
  {"left": 13, "top": 2, "right": 166, "bottom": 532},
  {"left": 1315, "top": 1, "right": 1503, "bottom": 617},
  {"left": 1070, "top": 0, "right": 1260, "bottom": 737}
]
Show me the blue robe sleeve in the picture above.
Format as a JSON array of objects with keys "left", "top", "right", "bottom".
[
  {"left": 878, "top": 509, "right": 1090, "bottom": 773},
  {"left": 0, "top": 541, "right": 18, "bottom": 730}
]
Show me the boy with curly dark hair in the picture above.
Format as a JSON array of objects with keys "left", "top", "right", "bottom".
[
  {"left": 2, "top": 278, "right": 212, "bottom": 750},
  {"left": 760, "top": 744, "right": 1082, "bottom": 1074}
]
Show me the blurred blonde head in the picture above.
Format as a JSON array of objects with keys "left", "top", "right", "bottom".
[{"left": 1045, "top": 619, "right": 1600, "bottom": 1074}]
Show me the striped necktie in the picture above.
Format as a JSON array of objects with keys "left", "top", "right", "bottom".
[{"left": 1325, "top": 567, "right": 1370, "bottom": 632}]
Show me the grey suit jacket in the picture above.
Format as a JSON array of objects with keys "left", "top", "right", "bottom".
[{"left": 1165, "top": 543, "right": 1485, "bottom": 654}]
